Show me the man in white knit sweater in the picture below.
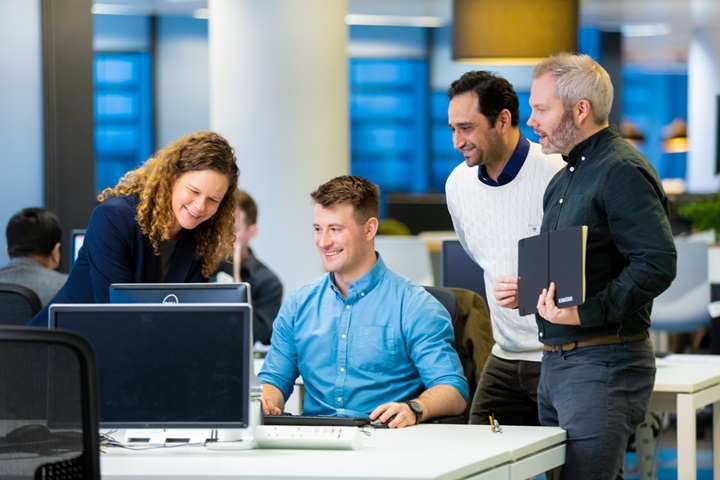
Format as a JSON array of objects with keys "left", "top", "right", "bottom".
[{"left": 445, "top": 71, "right": 565, "bottom": 426}]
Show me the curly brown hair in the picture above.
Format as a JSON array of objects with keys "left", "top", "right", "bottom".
[{"left": 98, "top": 131, "right": 240, "bottom": 277}]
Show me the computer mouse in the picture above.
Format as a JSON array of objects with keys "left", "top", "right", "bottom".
[
  {"left": 369, "top": 414, "right": 395, "bottom": 429},
  {"left": 369, "top": 419, "right": 389, "bottom": 429},
  {"left": 3, "top": 424, "right": 52, "bottom": 443}
]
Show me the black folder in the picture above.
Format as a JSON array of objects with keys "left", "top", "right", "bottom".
[{"left": 517, "top": 225, "right": 587, "bottom": 316}]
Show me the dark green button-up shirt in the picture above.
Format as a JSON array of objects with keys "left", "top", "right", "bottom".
[{"left": 538, "top": 125, "right": 677, "bottom": 344}]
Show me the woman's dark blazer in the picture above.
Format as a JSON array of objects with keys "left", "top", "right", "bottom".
[{"left": 29, "top": 194, "right": 207, "bottom": 326}]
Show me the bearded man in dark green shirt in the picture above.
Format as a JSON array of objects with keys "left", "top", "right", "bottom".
[{"left": 524, "top": 53, "right": 676, "bottom": 480}]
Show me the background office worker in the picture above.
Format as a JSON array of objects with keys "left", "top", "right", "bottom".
[
  {"left": 258, "top": 175, "right": 469, "bottom": 428},
  {"left": 214, "top": 188, "right": 283, "bottom": 345},
  {"left": 445, "top": 71, "right": 564, "bottom": 427},
  {"left": 30, "top": 131, "right": 239, "bottom": 326},
  {"left": 520, "top": 53, "right": 676, "bottom": 479},
  {"left": 0, "top": 207, "right": 68, "bottom": 306}
]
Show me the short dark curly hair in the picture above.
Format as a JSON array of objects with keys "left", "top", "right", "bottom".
[{"left": 447, "top": 70, "right": 520, "bottom": 127}]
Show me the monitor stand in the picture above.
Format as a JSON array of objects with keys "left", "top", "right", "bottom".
[
  {"left": 103, "top": 428, "right": 212, "bottom": 446},
  {"left": 206, "top": 398, "right": 261, "bottom": 451}
]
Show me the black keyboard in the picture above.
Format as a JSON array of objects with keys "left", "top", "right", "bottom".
[{"left": 262, "top": 415, "right": 370, "bottom": 427}]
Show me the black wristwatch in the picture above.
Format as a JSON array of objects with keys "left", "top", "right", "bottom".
[{"left": 405, "top": 400, "right": 423, "bottom": 425}]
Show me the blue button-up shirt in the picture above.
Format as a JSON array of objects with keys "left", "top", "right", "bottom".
[{"left": 258, "top": 255, "right": 469, "bottom": 417}]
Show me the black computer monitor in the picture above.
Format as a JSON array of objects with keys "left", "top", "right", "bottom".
[
  {"left": 49, "top": 303, "right": 253, "bottom": 429},
  {"left": 440, "top": 239, "right": 487, "bottom": 305},
  {"left": 109, "top": 282, "right": 250, "bottom": 304},
  {"left": 69, "top": 229, "right": 86, "bottom": 269}
]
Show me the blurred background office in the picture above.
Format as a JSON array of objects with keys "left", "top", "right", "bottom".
[
  {"left": 1, "top": 0, "right": 719, "bottom": 298},
  {"left": 212, "top": 188, "right": 283, "bottom": 345}
]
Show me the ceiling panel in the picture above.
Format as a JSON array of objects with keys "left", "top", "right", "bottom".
[{"left": 92, "top": 0, "right": 720, "bottom": 67}]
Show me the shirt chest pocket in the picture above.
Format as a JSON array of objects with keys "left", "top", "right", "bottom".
[{"left": 352, "top": 326, "right": 397, "bottom": 373}]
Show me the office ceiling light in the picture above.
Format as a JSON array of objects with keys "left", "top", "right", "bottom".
[
  {"left": 662, "top": 117, "right": 689, "bottom": 154},
  {"left": 620, "top": 120, "right": 645, "bottom": 149},
  {"left": 621, "top": 23, "right": 671, "bottom": 37},
  {"left": 345, "top": 14, "right": 445, "bottom": 28},
  {"left": 91, "top": 3, "right": 147, "bottom": 15},
  {"left": 193, "top": 8, "right": 209, "bottom": 19},
  {"left": 452, "top": 0, "right": 579, "bottom": 64}
]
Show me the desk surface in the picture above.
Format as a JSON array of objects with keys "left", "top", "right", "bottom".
[
  {"left": 100, "top": 424, "right": 565, "bottom": 480},
  {"left": 649, "top": 354, "right": 720, "bottom": 480},
  {"left": 655, "top": 354, "right": 720, "bottom": 392}
]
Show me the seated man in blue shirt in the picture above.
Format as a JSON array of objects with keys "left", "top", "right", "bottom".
[{"left": 258, "top": 175, "right": 469, "bottom": 428}]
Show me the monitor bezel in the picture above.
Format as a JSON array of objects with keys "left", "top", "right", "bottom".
[
  {"left": 48, "top": 302, "right": 253, "bottom": 430},
  {"left": 108, "top": 282, "right": 251, "bottom": 305}
]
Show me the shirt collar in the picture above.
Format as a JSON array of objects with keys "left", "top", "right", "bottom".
[
  {"left": 329, "top": 254, "right": 387, "bottom": 300},
  {"left": 565, "top": 125, "right": 618, "bottom": 166},
  {"left": 478, "top": 131, "right": 529, "bottom": 186},
  {"left": 10, "top": 256, "right": 45, "bottom": 268}
]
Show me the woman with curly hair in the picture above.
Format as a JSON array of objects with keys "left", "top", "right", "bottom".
[{"left": 30, "top": 131, "right": 239, "bottom": 325}]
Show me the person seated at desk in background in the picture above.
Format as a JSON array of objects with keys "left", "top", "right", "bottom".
[
  {"left": 213, "top": 188, "right": 282, "bottom": 345},
  {"left": 258, "top": 175, "right": 469, "bottom": 428},
  {"left": 29, "top": 131, "right": 239, "bottom": 326},
  {"left": 0, "top": 207, "right": 68, "bottom": 306}
]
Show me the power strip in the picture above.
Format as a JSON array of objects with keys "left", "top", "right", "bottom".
[{"left": 254, "top": 425, "right": 362, "bottom": 450}]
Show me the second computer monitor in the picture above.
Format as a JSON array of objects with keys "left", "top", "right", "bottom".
[
  {"left": 440, "top": 239, "right": 487, "bottom": 305},
  {"left": 109, "top": 282, "right": 250, "bottom": 304}
]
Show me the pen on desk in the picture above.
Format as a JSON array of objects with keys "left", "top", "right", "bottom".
[{"left": 490, "top": 413, "right": 502, "bottom": 433}]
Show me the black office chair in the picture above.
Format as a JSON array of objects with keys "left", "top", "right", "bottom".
[
  {"left": 0, "top": 326, "right": 101, "bottom": 479},
  {"left": 0, "top": 283, "right": 42, "bottom": 326},
  {"left": 423, "top": 285, "right": 459, "bottom": 324},
  {"left": 423, "top": 286, "right": 494, "bottom": 424}
]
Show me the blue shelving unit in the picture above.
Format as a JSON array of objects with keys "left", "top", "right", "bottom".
[
  {"left": 349, "top": 59, "right": 429, "bottom": 194},
  {"left": 94, "top": 52, "right": 153, "bottom": 193}
]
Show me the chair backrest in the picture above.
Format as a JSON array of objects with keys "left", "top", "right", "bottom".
[
  {"left": 423, "top": 285, "right": 459, "bottom": 325},
  {"left": 423, "top": 286, "right": 494, "bottom": 423},
  {"left": 650, "top": 241, "right": 711, "bottom": 333},
  {"left": 375, "top": 236, "right": 434, "bottom": 286},
  {"left": 0, "top": 283, "right": 42, "bottom": 326},
  {"left": 0, "top": 326, "right": 100, "bottom": 479}
]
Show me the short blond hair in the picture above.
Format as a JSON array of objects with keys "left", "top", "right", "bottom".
[{"left": 533, "top": 53, "right": 613, "bottom": 125}]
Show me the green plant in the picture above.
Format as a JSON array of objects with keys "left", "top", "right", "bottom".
[
  {"left": 377, "top": 218, "right": 412, "bottom": 236},
  {"left": 676, "top": 194, "right": 720, "bottom": 232}
]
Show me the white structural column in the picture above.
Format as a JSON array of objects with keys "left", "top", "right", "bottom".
[
  {"left": 687, "top": 26, "right": 720, "bottom": 193},
  {"left": 208, "top": 0, "right": 349, "bottom": 293},
  {"left": 0, "top": 0, "right": 43, "bottom": 263}
]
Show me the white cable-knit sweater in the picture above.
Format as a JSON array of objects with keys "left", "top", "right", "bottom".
[{"left": 445, "top": 140, "right": 565, "bottom": 361}]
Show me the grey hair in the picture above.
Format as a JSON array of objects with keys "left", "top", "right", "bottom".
[{"left": 532, "top": 53, "right": 613, "bottom": 125}]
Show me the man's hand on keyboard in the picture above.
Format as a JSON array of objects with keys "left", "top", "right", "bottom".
[{"left": 261, "top": 383, "right": 285, "bottom": 415}]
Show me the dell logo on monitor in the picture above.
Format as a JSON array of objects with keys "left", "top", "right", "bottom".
[{"left": 162, "top": 294, "right": 179, "bottom": 304}]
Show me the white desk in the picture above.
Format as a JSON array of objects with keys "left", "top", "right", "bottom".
[
  {"left": 100, "top": 424, "right": 566, "bottom": 480},
  {"left": 650, "top": 355, "right": 720, "bottom": 480}
]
